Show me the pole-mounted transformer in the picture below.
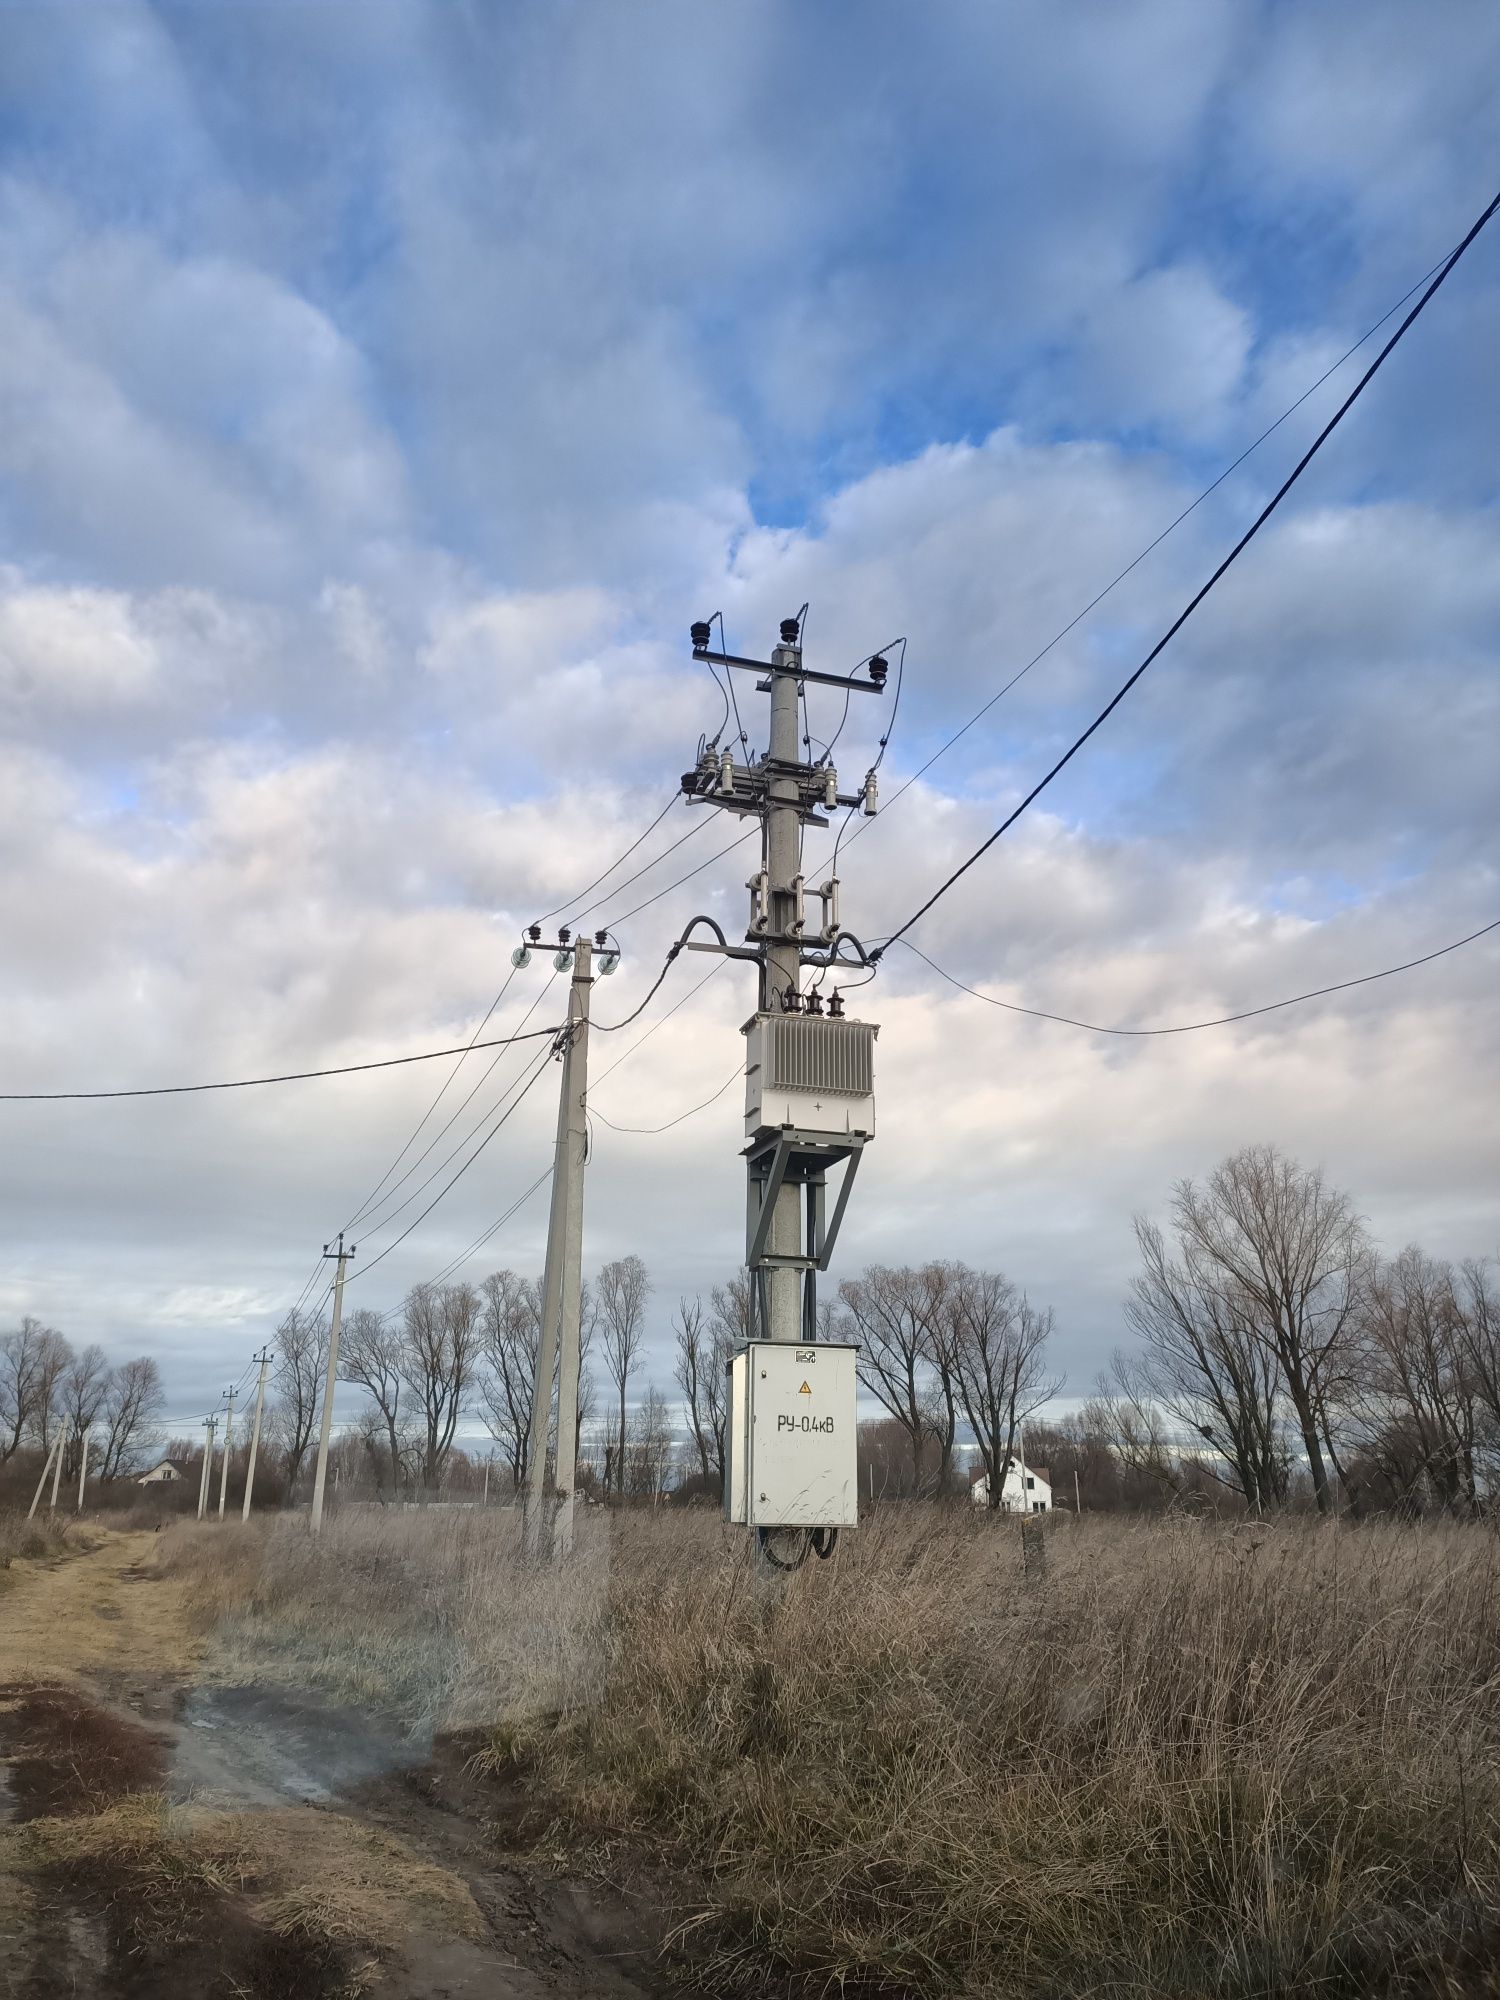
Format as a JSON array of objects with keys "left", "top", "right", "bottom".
[{"left": 682, "top": 614, "right": 888, "bottom": 1567}]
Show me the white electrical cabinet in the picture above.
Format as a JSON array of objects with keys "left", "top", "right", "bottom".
[{"left": 724, "top": 1340, "right": 859, "bottom": 1529}]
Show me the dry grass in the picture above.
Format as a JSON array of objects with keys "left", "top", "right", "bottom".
[
  {"left": 166, "top": 1504, "right": 1500, "bottom": 1997},
  {"left": 160, "top": 1503, "right": 611, "bottom": 1730},
  {"left": 0, "top": 1505, "right": 80, "bottom": 1575}
]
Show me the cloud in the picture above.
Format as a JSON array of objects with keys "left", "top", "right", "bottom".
[{"left": 0, "top": 0, "right": 1494, "bottom": 1431}]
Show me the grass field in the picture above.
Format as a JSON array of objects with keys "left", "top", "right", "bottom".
[{"left": 156, "top": 1503, "right": 1500, "bottom": 1998}]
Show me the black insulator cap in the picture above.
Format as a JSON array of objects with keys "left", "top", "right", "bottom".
[
  {"left": 868, "top": 654, "right": 889, "bottom": 687},
  {"left": 558, "top": 926, "right": 571, "bottom": 945},
  {"left": 828, "top": 990, "right": 845, "bottom": 1017},
  {"left": 690, "top": 620, "right": 712, "bottom": 647},
  {"left": 594, "top": 929, "right": 608, "bottom": 948},
  {"left": 527, "top": 923, "right": 542, "bottom": 942},
  {"left": 779, "top": 617, "right": 800, "bottom": 644}
]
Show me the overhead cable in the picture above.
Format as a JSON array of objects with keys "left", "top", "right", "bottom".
[
  {"left": 822, "top": 237, "right": 1464, "bottom": 879},
  {"left": 346, "top": 1039, "right": 558, "bottom": 1284},
  {"left": 873, "top": 186, "right": 1500, "bottom": 958},
  {"left": 897, "top": 917, "right": 1500, "bottom": 1036},
  {"left": 342, "top": 960, "right": 524, "bottom": 1232},
  {"left": 0, "top": 1023, "right": 564, "bottom": 1102}
]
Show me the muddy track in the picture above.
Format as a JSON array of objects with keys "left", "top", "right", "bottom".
[{"left": 0, "top": 1533, "right": 694, "bottom": 1999}]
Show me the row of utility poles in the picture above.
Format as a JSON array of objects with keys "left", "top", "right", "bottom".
[
  {"left": 194, "top": 1344, "right": 274, "bottom": 1523},
  {"left": 26, "top": 1422, "right": 91, "bottom": 1519}
]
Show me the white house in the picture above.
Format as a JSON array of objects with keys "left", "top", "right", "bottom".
[
  {"left": 970, "top": 1461, "right": 1052, "bottom": 1513},
  {"left": 136, "top": 1459, "right": 184, "bottom": 1486}
]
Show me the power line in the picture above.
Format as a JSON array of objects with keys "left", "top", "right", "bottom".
[
  {"left": 346, "top": 971, "right": 560, "bottom": 1237},
  {"left": 531, "top": 793, "right": 682, "bottom": 927},
  {"left": 342, "top": 961, "right": 524, "bottom": 1232},
  {"left": 896, "top": 918, "right": 1500, "bottom": 1037},
  {"left": 564, "top": 813, "right": 713, "bottom": 927},
  {"left": 590, "top": 1063, "right": 743, "bottom": 1134},
  {"left": 822, "top": 238, "right": 1462, "bottom": 879},
  {"left": 0, "top": 1023, "right": 564, "bottom": 1102},
  {"left": 873, "top": 186, "right": 1500, "bottom": 959},
  {"left": 600, "top": 825, "right": 759, "bottom": 929},
  {"left": 349, "top": 1019, "right": 560, "bottom": 1247},
  {"left": 589, "top": 958, "right": 725, "bottom": 1083},
  {"left": 345, "top": 1039, "right": 559, "bottom": 1285}
]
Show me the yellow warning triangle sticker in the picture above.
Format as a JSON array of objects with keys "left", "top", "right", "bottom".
[{"left": 798, "top": 1380, "right": 812, "bottom": 1395}]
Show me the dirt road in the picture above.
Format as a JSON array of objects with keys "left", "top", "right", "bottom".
[{"left": 0, "top": 1530, "right": 685, "bottom": 1999}]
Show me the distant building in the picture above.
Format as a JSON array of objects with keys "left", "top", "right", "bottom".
[
  {"left": 970, "top": 1461, "right": 1052, "bottom": 1513},
  {"left": 136, "top": 1459, "right": 185, "bottom": 1486}
]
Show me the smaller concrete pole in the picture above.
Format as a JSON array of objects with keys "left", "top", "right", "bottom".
[
  {"left": 310, "top": 1235, "right": 352, "bottom": 1534},
  {"left": 196, "top": 1416, "right": 216, "bottom": 1520},
  {"left": 48, "top": 1427, "right": 66, "bottom": 1513},
  {"left": 241, "top": 1349, "right": 272, "bottom": 1523},
  {"left": 75, "top": 1424, "right": 90, "bottom": 1513},
  {"left": 27, "top": 1433, "right": 61, "bottom": 1520},
  {"left": 216, "top": 1387, "right": 236, "bottom": 1521}
]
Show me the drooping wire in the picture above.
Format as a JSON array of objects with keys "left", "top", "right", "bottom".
[
  {"left": 895, "top": 918, "right": 1500, "bottom": 1036},
  {"left": 590, "top": 1064, "right": 742, "bottom": 1134},
  {"left": 873, "top": 186, "right": 1500, "bottom": 959},
  {"left": 829, "top": 239, "right": 1464, "bottom": 876},
  {"left": 0, "top": 1024, "right": 565, "bottom": 1102},
  {"left": 830, "top": 637, "right": 906, "bottom": 876}
]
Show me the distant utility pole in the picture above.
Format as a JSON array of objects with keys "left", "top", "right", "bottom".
[
  {"left": 216, "top": 1386, "right": 236, "bottom": 1521},
  {"left": 196, "top": 1415, "right": 217, "bottom": 1521},
  {"left": 241, "top": 1347, "right": 273, "bottom": 1523},
  {"left": 521, "top": 934, "right": 595, "bottom": 1559},
  {"left": 49, "top": 1428, "right": 65, "bottom": 1512},
  {"left": 310, "top": 1232, "right": 353, "bottom": 1534},
  {"left": 28, "top": 1432, "right": 61, "bottom": 1520},
  {"left": 75, "top": 1423, "right": 90, "bottom": 1513}
]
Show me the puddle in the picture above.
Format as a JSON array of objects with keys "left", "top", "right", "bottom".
[{"left": 171, "top": 1686, "right": 429, "bottom": 1808}]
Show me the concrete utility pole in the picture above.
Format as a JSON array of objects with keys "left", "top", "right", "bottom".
[
  {"left": 241, "top": 1347, "right": 273, "bottom": 1523},
  {"left": 524, "top": 936, "right": 593, "bottom": 1558},
  {"left": 28, "top": 1433, "right": 61, "bottom": 1520},
  {"left": 310, "top": 1232, "right": 353, "bottom": 1534},
  {"left": 552, "top": 936, "right": 593, "bottom": 1561},
  {"left": 684, "top": 615, "right": 884, "bottom": 1345},
  {"left": 49, "top": 1427, "right": 65, "bottom": 1512},
  {"left": 75, "top": 1424, "right": 90, "bottom": 1513},
  {"left": 216, "top": 1386, "right": 236, "bottom": 1521},
  {"left": 196, "top": 1415, "right": 216, "bottom": 1521}
]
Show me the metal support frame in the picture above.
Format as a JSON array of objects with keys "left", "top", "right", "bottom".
[{"left": 743, "top": 1129, "right": 866, "bottom": 1342}]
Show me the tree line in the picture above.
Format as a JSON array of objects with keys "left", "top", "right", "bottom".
[{"left": 0, "top": 1319, "right": 164, "bottom": 1480}]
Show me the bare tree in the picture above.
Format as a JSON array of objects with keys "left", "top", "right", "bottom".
[
  {"left": 477, "top": 1270, "right": 540, "bottom": 1491},
  {"left": 1172, "top": 1145, "right": 1364, "bottom": 1514},
  {"left": 1123, "top": 1216, "right": 1288, "bottom": 1508},
  {"left": 1357, "top": 1247, "right": 1479, "bottom": 1515},
  {"left": 340, "top": 1306, "right": 410, "bottom": 1498},
  {"left": 1456, "top": 1258, "right": 1500, "bottom": 1478},
  {"left": 946, "top": 1266, "right": 1061, "bottom": 1511},
  {"left": 60, "top": 1344, "right": 111, "bottom": 1474},
  {"left": 1, "top": 1317, "right": 65, "bottom": 1460},
  {"left": 624, "top": 1383, "right": 674, "bottom": 1500},
  {"left": 30, "top": 1326, "right": 74, "bottom": 1457},
  {"left": 837, "top": 1266, "right": 940, "bottom": 1490},
  {"left": 270, "top": 1306, "right": 328, "bottom": 1499},
  {"left": 598, "top": 1256, "right": 650, "bottom": 1503},
  {"left": 673, "top": 1296, "right": 715, "bottom": 1484},
  {"left": 398, "top": 1282, "right": 482, "bottom": 1490},
  {"left": 96, "top": 1357, "right": 165, "bottom": 1480}
]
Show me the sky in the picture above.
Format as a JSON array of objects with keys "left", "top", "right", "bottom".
[{"left": 1, "top": 0, "right": 1496, "bottom": 1435}]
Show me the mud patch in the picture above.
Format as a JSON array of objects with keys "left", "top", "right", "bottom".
[
  {"left": 171, "top": 1685, "right": 429, "bottom": 1807},
  {"left": 0, "top": 1685, "right": 168, "bottom": 1820}
]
